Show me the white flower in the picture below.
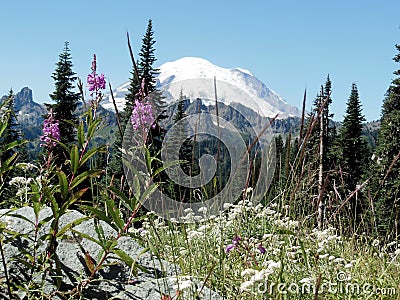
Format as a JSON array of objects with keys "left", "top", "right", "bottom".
[
  {"left": 184, "top": 208, "right": 193, "bottom": 214},
  {"left": 198, "top": 206, "right": 208, "bottom": 214},
  {"left": 9, "top": 177, "right": 27, "bottom": 186},
  {"left": 334, "top": 257, "right": 345, "bottom": 264},
  {"left": 267, "top": 261, "right": 281, "bottom": 270},
  {"left": 187, "top": 230, "right": 203, "bottom": 241},
  {"left": 372, "top": 239, "right": 380, "bottom": 247},
  {"left": 170, "top": 276, "right": 195, "bottom": 292},
  {"left": 223, "top": 202, "right": 233, "bottom": 210}
]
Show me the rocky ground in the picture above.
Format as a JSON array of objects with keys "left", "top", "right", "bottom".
[{"left": 0, "top": 207, "right": 222, "bottom": 299}]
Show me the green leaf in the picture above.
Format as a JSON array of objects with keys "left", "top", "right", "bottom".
[
  {"left": 94, "top": 219, "right": 106, "bottom": 244},
  {"left": 70, "top": 145, "right": 79, "bottom": 175},
  {"left": 140, "top": 183, "right": 159, "bottom": 203},
  {"left": 57, "top": 171, "right": 69, "bottom": 201},
  {"left": 87, "top": 119, "right": 101, "bottom": 140},
  {"left": 77, "top": 121, "right": 85, "bottom": 148},
  {"left": 1, "top": 140, "right": 26, "bottom": 153},
  {"left": 63, "top": 119, "right": 80, "bottom": 130},
  {"left": 78, "top": 145, "right": 107, "bottom": 168},
  {"left": 81, "top": 205, "right": 111, "bottom": 224},
  {"left": 56, "top": 216, "right": 91, "bottom": 238},
  {"left": 107, "top": 186, "right": 129, "bottom": 203},
  {"left": 112, "top": 248, "right": 134, "bottom": 267},
  {"left": 43, "top": 187, "right": 59, "bottom": 218},
  {"left": 70, "top": 170, "right": 102, "bottom": 190},
  {"left": 147, "top": 240, "right": 160, "bottom": 257},
  {"left": 0, "top": 152, "right": 18, "bottom": 174},
  {"left": 145, "top": 147, "right": 152, "bottom": 173},
  {"left": 60, "top": 188, "right": 88, "bottom": 214},
  {"left": 57, "top": 141, "right": 70, "bottom": 155},
  {"left": 0, "top": 120, "right": 8, "bottom": 137},
  {"left": 9, "top": 213, "right": 35, "bottom": 226},
  {"left": 71, "top": 229, "right": 104, "bottom": 249},
  {"left": 152, "top": 160, "right": 182, "bottom": 178},
  {"left": 106, "top": 199, "right": 125, "bottom": 231}
]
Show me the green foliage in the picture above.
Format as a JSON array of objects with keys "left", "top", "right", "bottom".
[
  {"left": 0, "top": 95, "right": 27, "bottom": 204},
  {"left": 47, "top": 41, "right": 80, "bottom": 165},
  {"left": 336, "top": 84, "right": 369, "bottom": 191},
  {"left": 372, "top": 43, "right": 400, "bottom": 237}
]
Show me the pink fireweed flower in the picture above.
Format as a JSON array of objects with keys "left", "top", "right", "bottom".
[
  {"left": 40, "top": 109, "right": 60, "bottom": 147},
  {"left": 131, "top": 99, "right": 156, "bottom": 131},
  {"left": 87, "top": 54, "right": 106, "bottom": 98},
  {"left": 130, "top": 78, "right": 156, "bottom": 139}
]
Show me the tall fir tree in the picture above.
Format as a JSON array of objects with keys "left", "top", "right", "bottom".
[
  {"left": 139, "top": 19, "right": 167, "bottom": 153},
  {"left": 332, "top": 83, "right": 369, "bottom": 230},
  {"left": 373, "top": 42, "right": 400, "bottom": 237},
  {"left": 337, "top": 83, "right": 368, "bottom": 191},
  {"left": 48, "top": 42, "right": 79, "bottom": 163}
]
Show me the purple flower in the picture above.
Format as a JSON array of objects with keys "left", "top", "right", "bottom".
[
  {"left": 87, "top": 54, "right": 106, "bottom": 97},
  {"left": 131, "top": 99, "right": 156, "bottom": 131},
  {"left": 40, "top": 109, "right": 60, "bottom": 148},
  {"left": 258, "top": 244, "right": 266, "bottom": 254},
  {"left": 232, "top": 236, "right": 241, "bottom": 245},
  {"left": 225, "top": 236, "right": 242, "bottom": 253},
  {"left": 225, "top": 243, "right": 235, "bottom": 253}
]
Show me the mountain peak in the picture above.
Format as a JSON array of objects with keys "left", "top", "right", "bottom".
[{"left": 101, "top": 57, "right": 300, "bottom": 118}]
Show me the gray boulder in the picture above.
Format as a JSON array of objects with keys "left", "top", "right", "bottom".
[{"left": 0, "top": 207, "right": 222, "bottom": 299}]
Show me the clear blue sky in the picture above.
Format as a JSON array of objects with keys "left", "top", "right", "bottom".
[{"left": 0, "top": 0, "right": 399, "bottom": 121}]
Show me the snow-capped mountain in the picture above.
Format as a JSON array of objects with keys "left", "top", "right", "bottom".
[{"left": 101, "top": 57, "right": 300, "bottom": 119}]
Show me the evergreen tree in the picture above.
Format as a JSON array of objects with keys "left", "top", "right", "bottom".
[
  {"left": 0, "top": 90, "right": 27, "bottom": 205},
  {"left": 139, "top": 19, "right": 167, "bottom": 154},
  {"left": 338, "top": 83, "right": 368, "bottom": 191},
  {"left": 332, "top": 83, "right": 369, "bottom": 230},
  {"left": 138, "top": 19, "right": 158, "bottom": 95},
  {"left": 0, "top": 90, "right": 22, "bottom": 161},
  {"left": 48, "top": 42, "right": 79, "bottom": 163},
  {"left": 373, "top": 42, "right": 400, "bottom": 237}
]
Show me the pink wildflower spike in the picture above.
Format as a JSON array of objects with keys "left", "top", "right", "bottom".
[
  {"left": 40, "top": 108, "right": 60, "bottom": 148},
  {"left": 87, "top": 54, "right": 106, "bottom": 98}
]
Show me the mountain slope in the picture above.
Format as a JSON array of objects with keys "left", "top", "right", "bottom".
[{"left": 101, "top": 57, "right": 300, "bottom": 119}]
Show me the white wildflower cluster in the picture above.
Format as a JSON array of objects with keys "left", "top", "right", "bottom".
[
  {"left": 179, "top": 208, "right": 199, "bottom": 223},
  {"left": 9, "top": 177, "right": 30, "bottom": 186},
  {"left": 312, "top": 226, "right": 342, "bottom": 253},
  {"left": 9, "top": 176, "right": 32, "bottom": 199},
  {"left": 169, "top": 275, "right": 197, "bottom": 294},
  {"left": 240, "top": 261, "right": 281, "bottom": 293},
  {"left": 273, "top": 216, "right": 299, "bottom": 230}
]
